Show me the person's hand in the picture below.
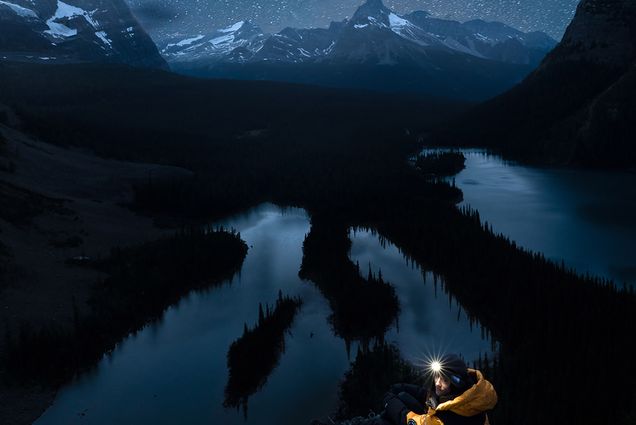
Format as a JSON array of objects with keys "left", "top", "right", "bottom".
[
  {"left": 384, "top": 395, "right": 409, "bottom": 425},
  {"left": 383, "top": 391, "right": 397, "bottom": 405}
]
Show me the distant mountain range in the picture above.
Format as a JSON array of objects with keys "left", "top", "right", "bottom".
[
  {"left": 0, "top": 0, "right": 166, "bottom": 68},
  {"left": 160, "top": 1, "right": 554, "bottom": 67},
  {"left": 0, "top": 0, "right": 558, "bottom": 101},
  {"left": 434, "top": 0, "right": 636, "bottom": 166},
  {"left": 159, "top": 0, "right": 556, "bottom": 101}
]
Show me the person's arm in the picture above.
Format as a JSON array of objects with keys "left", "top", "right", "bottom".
[{"left": 389, "top": 383, "right": 426, "bottom": 400}]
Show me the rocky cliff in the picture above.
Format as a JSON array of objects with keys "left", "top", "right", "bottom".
[{"left": 436, "top": 0, "right": 636, "bottom": 166}]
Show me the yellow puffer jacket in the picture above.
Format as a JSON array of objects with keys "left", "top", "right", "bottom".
[{"left": 405, "top": 369, "right": 498, "bottom": 425}]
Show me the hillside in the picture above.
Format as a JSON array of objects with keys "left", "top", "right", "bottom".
[{"left": 432, "top": 0, "right": 636, "bottom": 166}]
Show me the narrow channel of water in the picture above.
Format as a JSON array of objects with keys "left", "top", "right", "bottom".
[
  {"left": 349, "top": 229, "right": 495, "bottom": 365},
  {"left": 35, "top": 204, "right": 492, "bottom": 425}
]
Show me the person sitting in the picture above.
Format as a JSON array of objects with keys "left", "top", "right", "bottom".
[{"left": 382, "top": 353, "right": 497, "bottom": 425}]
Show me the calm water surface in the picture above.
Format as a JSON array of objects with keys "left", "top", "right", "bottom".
[
  {"left": 448, "top": 150, "right": 636, "bottom": 288},
  {"left": 36, "top": 151, "right": 635, "bottom": 423},
  {"left": 35, "top": 204, "right": 492, "bottom": 425}
]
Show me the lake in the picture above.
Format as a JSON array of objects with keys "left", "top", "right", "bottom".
[
  {"left": 35, "top": 149, "right": 636, "bottom": 424},
  {"left": 445, "top": 150, "right": 636, "bottom": 288},
  {"left": 35, "top": 204, "right": 492, "bottom": 425}
]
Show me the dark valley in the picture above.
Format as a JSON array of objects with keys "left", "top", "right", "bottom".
[{"left": 1, "top": 1, "right": 635, "bottom": 425}]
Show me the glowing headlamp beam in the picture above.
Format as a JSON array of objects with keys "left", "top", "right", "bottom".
[{"left": 430, "top": 360, "right": 442, "bottom": 374}]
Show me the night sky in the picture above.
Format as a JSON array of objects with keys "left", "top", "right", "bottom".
[{"left": 128, "top": 0, "right": 580, "bottom": 40}]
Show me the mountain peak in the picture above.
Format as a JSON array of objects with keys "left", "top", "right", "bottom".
[
  {"left": 214, "top": 20, "right": 263, "bottom": 41},
  {"left": 351, "top": 0, "right": 391, "bottom": 26},
  {"left": 219, "top": 21, "right": 246, "bottom": 33},
  {"left": 363, "top": 0, "right": 387, "bottom": 8},
  {"left": 0, "top": 0, "right": 167, "bottom": 68}
]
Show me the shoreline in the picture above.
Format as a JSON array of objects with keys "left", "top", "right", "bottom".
[{"left": 0, "top": 124, "right": 192, "bottom": 424}]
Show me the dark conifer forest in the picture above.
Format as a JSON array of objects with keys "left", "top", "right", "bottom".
[
  {"left": 1, "top": 3, "right": 635, "bottom": 421},
  {"left": 5, "top": 228, "right": 247, "bottom": 384}
]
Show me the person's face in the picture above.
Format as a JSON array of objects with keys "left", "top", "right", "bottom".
[{"left": 435, "top": 374, "right": 451, "bottom": 397}]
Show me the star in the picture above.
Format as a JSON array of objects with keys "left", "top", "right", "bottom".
[{"left": 126, "top": 0, "right": 579, "bottom": 41}]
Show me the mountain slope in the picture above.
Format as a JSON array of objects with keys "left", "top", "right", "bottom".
[
  {"left": 0, "top": 0, "right": 166, "bottom": 68},
  {"left": 434, "top": 0, "right": 636, "bottom": 166},
  {"left": 162, "top": 0, "right": 554, "bottom": 101},
  {"left": 161, "top": 1, "right": 555, "bottom": 67},
  {"left": 160, "top": 20, "right": 266, "bottom": 62}
]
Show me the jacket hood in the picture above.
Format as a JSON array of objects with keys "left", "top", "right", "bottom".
[{"left": 435, "top": 369, "right": 498, "bottom": 416}]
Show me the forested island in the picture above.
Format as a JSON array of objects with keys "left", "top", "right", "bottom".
[{"left": 224, "top": 292, "right": 303, "bottom": 415}]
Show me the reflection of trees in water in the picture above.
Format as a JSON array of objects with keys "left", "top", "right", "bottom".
[
  {"left": 224, "top": 291, "right": 302, "bottom": 417},
  {"left": 302, "top": 181, "right": 636, "bottom": 425},
  {"left": 299, "top": 216, "right": 399, "bottom": 351},
  {"left": 366, "top": 203, "right": 636, "bottom": 425},
  {"left": 5, "top": 228, "right": 248, "bottom": 384}
]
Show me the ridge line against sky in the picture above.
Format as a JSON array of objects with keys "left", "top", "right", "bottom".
[{"left": 127, "top": 0, "right": 580, "bottom": 41}]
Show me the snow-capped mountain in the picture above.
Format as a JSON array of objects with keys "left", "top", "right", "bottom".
[
  {"left": 406, "top": 12, "right": 556, "bottom": 65},
  {"left": 160, "top": 0, "right": 556, "bottom": 67},
  {"left": 325, "top": 0, "right": 442, "bottom": 66},
  {"left": 160, "top": 20, "right": 266, "bottom": 62},
  {"left": 0, "top": 0, "right": 166, "bottom": 68},
  {"left": 160, "top": 20, "right": 342, "bottom": 65},
  {"left": 250, "top": 26, "right": 340, "bottom": 62},
  {"left": 158, "top": 0, "right": 556, "bottom": 100}
]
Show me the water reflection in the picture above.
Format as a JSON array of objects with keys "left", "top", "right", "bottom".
[
  {"left": 35, "top": 204, "right": 492, "bottom": 425},
  {"left": 448, "top": 150, "right": 636, "bottom": 288},
  {"left": 349, "top": 228, "right": 494, "bottom": 365}
]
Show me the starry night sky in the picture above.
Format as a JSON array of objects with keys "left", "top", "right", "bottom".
[{"left": 128, "top": 0, "right": 580, "bottom": 41}]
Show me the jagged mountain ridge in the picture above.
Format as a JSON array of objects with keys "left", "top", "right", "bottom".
[
  {"left": 160, "top": 20, "right": 266, "bottom": 61},
  {"left": 159, "top": 0, "right": 556, "bottom": 101},
  {"left": 434, "top": 0, "right": 636, "bottom": 165},
  {"left": 0, "top": 0, "right": 166, "bottom": 68},
  {"left": 159, "top": 0, "right": 555, "bottom": 68}
]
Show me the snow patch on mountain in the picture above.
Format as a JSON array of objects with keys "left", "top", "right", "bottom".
[
  {"left": 167, "top": 35, "right": 204, "bottom": 48},
  {"left": 367, "top": 16, "right": 387, "bottom": 28},
  {"left": 388, "top": 13, "right": 412, "bottom": 30},
  {"left": 210, "top": 34, "right": 234, "bottom": 46},
  {"left": 220, "top": 21, "right": 245, "bottom": 33},
  {"left": 95, "top": 30, "right": 112, "bottom": 48},
  {"left": 45, "top": 0, "right": 99, "bottom": 39},
  {"left": 474, "top": 33, "right": 496, "bottom": 45},
  {"left": 45, "top": 21, "right": 76, "bottom": 38},
  {"left": 0, "top": 0, "right": 38, "bottom": 18}
]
